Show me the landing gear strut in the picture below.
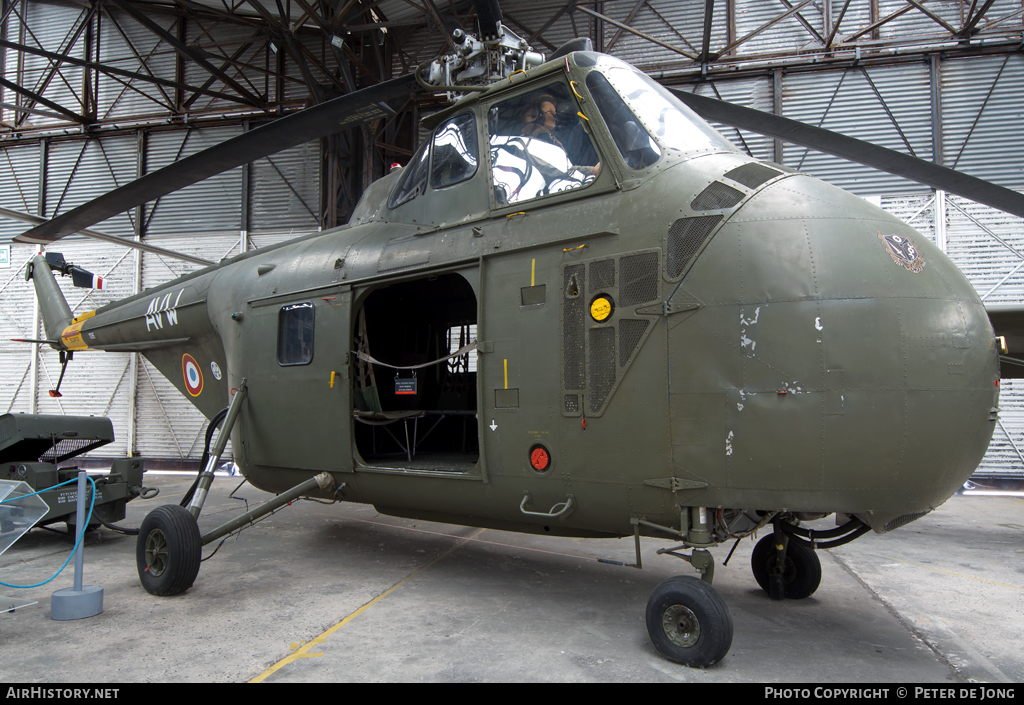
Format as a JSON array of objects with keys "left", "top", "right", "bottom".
[
  {"left": 136, "top": 471, "right": 337, "bottom": 596},
  {"left": 643, "top": 509, "right": 733, "bottom": 667},
  {"left": 136, "top": 380, "right": 342, "bottom": 595}
]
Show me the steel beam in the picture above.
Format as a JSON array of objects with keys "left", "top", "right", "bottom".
[
  {"left": 573, "top": 4, "right": 698, "bottom": 60},
  {"left": 824, "top": 0, "right": 853, "bottom": 49},
  {"left": 960, "top": 0, "right": 998, "bottom": 37},
  {"left": 16, "top": 4, "right": 93, "bottom": 126},
  {"left": 714, "top": 0, "right": 816, "bottom": 59},
  {"left": 0, "top": 76, "right": 88, "bottom": 124},
  {"left": 778, "top": 0, "right": 825, "bottom": 45},
  {"left": 701, "top": 0, "right": 715, "bottom": 63},
  {"left": 107, "top": 0, "right": 266, "bottom": 108},
  {"left": 0, "top": 39, "right": 256, "bottom": 106}
]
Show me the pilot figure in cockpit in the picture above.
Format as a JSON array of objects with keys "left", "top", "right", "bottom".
[
  {"left": 519, "top": 92, "right": 601, "bottom": 179},
  {"left": 520, "top": 93, "right": 560, "bottom": 144}
]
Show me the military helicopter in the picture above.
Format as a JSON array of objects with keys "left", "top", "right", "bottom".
[{"left": 9, "top": 1, "right": 1024, "bottom": 669}]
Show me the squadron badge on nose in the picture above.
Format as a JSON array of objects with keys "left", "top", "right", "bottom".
[{"left": 878, "top": 231, "right": 926, "bottom": 273}]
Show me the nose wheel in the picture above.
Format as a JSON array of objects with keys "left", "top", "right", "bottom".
[
  {"left": 750, "top": 533, "right": 821, "bottom": 600},
  {"left": 645, "top": 575, "right": 733, "bottom": 668}
]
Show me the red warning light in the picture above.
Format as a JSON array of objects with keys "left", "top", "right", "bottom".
[{"left": 529, "top": 445, "right": 550, "bottom": 472}]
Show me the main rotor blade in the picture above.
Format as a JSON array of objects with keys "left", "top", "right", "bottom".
[
  {"left": 475, "top": 0, "right": 503, "bottom": 39},
  {"left": 0, "top": 206, "right": 213, "bottom": 265},
  {"left": 15, "top": 73, "right": 422, "bottom": 245},
  {"left": 671, "top": 89, "right": 1024, "bottom": 220}
]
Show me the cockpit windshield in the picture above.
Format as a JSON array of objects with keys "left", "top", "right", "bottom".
[
  {"left": 589, "top": 56, "right": 737, "bottom": 158},
  {"left": 586, "top": 71, "right": 661, "bottom": 170}
]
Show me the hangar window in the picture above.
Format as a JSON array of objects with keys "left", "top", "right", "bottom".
[{"left": 277, "top": 302, "right": 314, "bottom": 366}]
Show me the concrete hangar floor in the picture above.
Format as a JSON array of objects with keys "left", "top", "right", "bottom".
[{"left": 1, "top": 472, "right": 1021, "bottom": 683}]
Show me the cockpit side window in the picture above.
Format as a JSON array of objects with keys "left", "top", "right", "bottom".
[
  {"left": 388, "top": 138, "right": 430, "bottom": 209},
  {"left": 431, "top": 112, "right": 478, "bottom": 189},
  {"left": 488, "top": 81, "right": 600, "bottom": 207},
  {"left": 586, "top": 71, "right": 661, "bottom": 170}
]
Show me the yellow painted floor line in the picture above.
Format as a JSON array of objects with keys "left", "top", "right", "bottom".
[
  {"left": 249, "top": 527, "right": 486, "bottom": 683},
  {"left": 883, "top": 556, "right": 1024, "bottom": 591}
]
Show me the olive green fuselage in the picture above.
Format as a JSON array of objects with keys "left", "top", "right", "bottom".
[
  {"left": 68, "top": 154, "right": 998, "bottom": 539},
  {"left": 60, "top": 52, "right": 999, "bottom": 541}
]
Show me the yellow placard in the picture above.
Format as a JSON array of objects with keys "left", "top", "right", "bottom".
[{"left": 590, "top": 297, "right": 612, "bottom": 322}]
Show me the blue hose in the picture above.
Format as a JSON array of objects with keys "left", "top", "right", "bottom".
[{"left": 0, "top": 475, "right": 97, "bottom": 589}]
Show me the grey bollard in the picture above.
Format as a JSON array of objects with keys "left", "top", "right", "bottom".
[{"left": 51, "top": 471, "right": 103, "bottom": 620}]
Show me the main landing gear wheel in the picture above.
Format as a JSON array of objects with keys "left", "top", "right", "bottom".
[
  {"left": 751, "top": 534, "right": 821, "bottom": 600},
  {"left": 645, "top": 575, "right": 733, "bottom": 668},
  {"left": 136, "top": 504, "right": 202, "bottom": 596}
]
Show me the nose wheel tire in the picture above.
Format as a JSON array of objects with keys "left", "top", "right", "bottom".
[
  {"left": 751, "top": 533, "right": 821, "bottom": 600},
  {"left": 136, "top": 504, "right": 202, "bottom": 596},
  {"left": 645, "top": 575, "right": 733, "bottom": 668}
]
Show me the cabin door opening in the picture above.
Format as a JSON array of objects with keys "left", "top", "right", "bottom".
[{"left": 353, "top": 272, "right": 479, "bottom": 471}]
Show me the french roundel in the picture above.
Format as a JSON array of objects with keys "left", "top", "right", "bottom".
[{"left": 182, "top": 354, "right": 203, "bottom": 396}]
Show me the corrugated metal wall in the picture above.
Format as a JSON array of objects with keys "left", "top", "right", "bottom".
[
  {"left": 0, "top": 139, "right": 319, "bottom": 464},
  {"left": 145, "top": 126, "right": 244, "bottom": 237},
  {"left": 0, "top": 241, "right": 39, "bottom": 415},
  {"left": 97, "top": 8, "right": 177, "bottom": 121},
  {"left": 781, "top": 63, "right": 935, "bottom": 193},
  {"left": 3, "top": 0, "right": 1024, "bottom": 478},
  {"left": 4, "top": 1, "right": 86, "bottom": 128},
  {"left": 250, "top": 139, "right": 321, "bottom": 236}
]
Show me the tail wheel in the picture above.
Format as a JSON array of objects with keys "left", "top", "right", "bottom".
[
  {"left": 645, "top": 575, "right": 733, "bottom": 668},
  {"left": 136, "top": 505, "right": 202, "bottom": 596},
  {"left": 751, "top": 533, "right": 821, "bottom": 599}
]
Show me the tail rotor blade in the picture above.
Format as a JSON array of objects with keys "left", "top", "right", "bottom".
[
  {"left": 70, "top": 266, "right": 103, "bottom": 290},
  {"left": 42, "top": 251, "right": 104, "bottom": 289}
]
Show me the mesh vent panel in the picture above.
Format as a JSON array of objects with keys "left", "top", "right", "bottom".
[
  {"left": 724, "top": 163, "right": 780, "bottom": 189},
  {"left": 589, "top": 327, "right": 616, "bottom": 413},
  {"left": 619, "top": 319, "right": 649, "bottom": 366},
  {"left": 619, "top": 252, "right": 659, "bottom": 306},
  {"left": 883, "top": 511, "right": 930, "bottom": 533},
  {"left": 690, "top": 181, "right": 744, "bottom": 211},
  {"left": 563, "top": 265, "right": 586, "bottom": 390},
  {"left": 589, "top": 259, "right": 615, "bottom": 291},
  {"left": 40, "top": 438, "right": 108, "bottom": 463},
  {"left": 667, "top": 216, "right": 722, "bottom": 279}
]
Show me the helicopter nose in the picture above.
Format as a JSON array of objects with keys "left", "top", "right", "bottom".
[{"left": 666, "top": 169, "right": 998, "bottom": 531}]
